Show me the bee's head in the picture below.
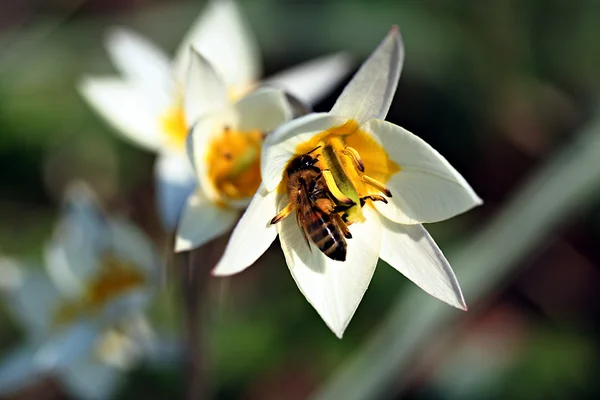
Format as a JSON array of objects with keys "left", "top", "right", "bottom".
[{"left": 287, "top": 146, "right": 322, "bottom": 175}]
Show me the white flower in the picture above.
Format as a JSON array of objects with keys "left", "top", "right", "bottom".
[
  {"left": 174, "top": 50, "right": 294, "bottom": 252},
  {"left": 79, "top": 0, "right": 352, "bottom": 229},
  {"left": 0, "top": 183, "right": 160, "bottom": 399},
  {"left": 212, "top": 27, "right": 483, "bottom": 338}
]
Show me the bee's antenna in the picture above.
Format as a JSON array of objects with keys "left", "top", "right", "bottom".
[{"left": 305, "top": 145, "right": 322, "bottom": 155}]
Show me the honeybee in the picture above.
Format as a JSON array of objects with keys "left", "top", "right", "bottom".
[{"left": 270, "top": 148, "right": 353, "bottom": 261}]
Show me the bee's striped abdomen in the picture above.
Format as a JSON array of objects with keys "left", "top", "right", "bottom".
[{"left": 306, "top": 210, "right": 347, "bottom": 262}]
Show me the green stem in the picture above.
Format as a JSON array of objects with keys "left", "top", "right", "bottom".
[{"left": 312, "top": 112, "right": 600, "bottom": 400}]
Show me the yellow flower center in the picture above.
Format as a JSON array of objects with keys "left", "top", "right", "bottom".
[
  {"left": 283, "top": 119, "right": 400, "bottom": 223},
  {"left": 160, "top": 105, "right": 188, "bottom": 150},
  {"left": 205, "top": 126, "right": 264, "bottom": 204},
  {"left": 53, "top": 255, "right": 146, "bottom": 327}
]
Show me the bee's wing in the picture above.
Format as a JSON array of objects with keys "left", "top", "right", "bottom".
[{"left": 295, "top": 191, "right": 315, "bottom": 253}]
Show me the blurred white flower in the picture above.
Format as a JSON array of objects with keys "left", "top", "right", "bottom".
[
  {"left": 79, "top": 0, "right": 352, "bottom": 229},
  {"left": 174, "top": 50, "right": 294, "bottom": 252},
  {"left": 0, "top": 183, "right": 161, "bottom": 399},
  {"left": 212, "top": 27, "right": 483, "bottom": 338}
]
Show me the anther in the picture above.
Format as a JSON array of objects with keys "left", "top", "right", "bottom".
[
  {"left": 342, "top": 146, "right": 364, "bottom": 172},
  {"left": 361, "top": 175, "right": 392, "bottom": 197},
  {"left": 322, "top": 170, "right": 354, "bottom": 206},
  {"left": 360, "top": 195, "right": 388, "bottom": 207}
]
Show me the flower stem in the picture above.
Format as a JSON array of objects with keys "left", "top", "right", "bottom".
[{"left": 179, "top": 243, "right": 219, "bottom": 400}]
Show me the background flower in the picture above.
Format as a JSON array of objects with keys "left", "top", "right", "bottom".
[
  {"left": 79, "top": 0, "right": 352, "bottom": 230},
  {"left": 0, "top": 184, "right": 161, "bottom": 399}
]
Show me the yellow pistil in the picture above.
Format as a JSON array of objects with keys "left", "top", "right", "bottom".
[
  {"left": 205, "top": 127, "right": 264, "bottom": 204},
  {"left": 285, "top": 119, "right": 400, "bottom": 223},
  {"left": 160, "top": 105, "right": 188, "bottom": 149},
  {"left": 53, "top": 255, "right": 146, "bottom": 327}
]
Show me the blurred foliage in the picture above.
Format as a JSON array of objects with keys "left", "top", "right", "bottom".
[{"left": 1, "top": 0, "right": 600, "bottom": 399}]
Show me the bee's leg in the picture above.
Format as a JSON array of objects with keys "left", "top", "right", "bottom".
[
  {"left": 360, "top": 194, "right": 389, "bottom": 207},
  {"left": 361, "top": 175, "right": 392, "bottom": 197},
  {"left": 333, "top": 213, "right": 352, "bottom": 239},
  {"left": 342, "top": 146, "right": 364, "bottom": 172},
  {"left": 322, "top": 170, "right": 354, "bottom": 206},
  {"left": 270, "top": 202, "right": 295, "bottom": 225}
]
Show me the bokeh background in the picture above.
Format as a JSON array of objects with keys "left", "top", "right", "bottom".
[{"left": 2, "top": 0, "right": 600, "bottom": 399}]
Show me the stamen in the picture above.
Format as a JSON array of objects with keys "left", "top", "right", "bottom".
[
  {"left": 271, "top": 202, "right": 295, "bottom": 225},
  {"left": 362, "top": 175, "right": 392, "bottom": 197},
  {"left": 322, "top": 170, "right": 354, "bottom": 206},
  {"left": 360, "top": 195, "right": 389, "bottom": 207},
  {"left": 342, "top": 146, "right": 364, "bottom": 172}
]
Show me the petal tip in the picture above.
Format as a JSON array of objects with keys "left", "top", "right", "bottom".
[{"left": 174, "top": 237, "right": 192, "bottom": 253}]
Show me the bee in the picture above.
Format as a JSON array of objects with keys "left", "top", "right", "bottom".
[{"left": 270, "top": 147, "right": 353, "bottom": 261}]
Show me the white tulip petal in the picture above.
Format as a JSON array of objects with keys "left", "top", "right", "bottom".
[
  {"left": 279, "top": 206, "right": 381, "bottom": 338},
  {"left": 330, "top": 27, "right": 404, "bottom": 123},
  {"left": 234, "top": 87, "right": 292, "bottom": 133},
  {"left": 0, "top": 346, "right": 39, "bottom": 395},
  {"left": 379, "top": 218, "right": 466, "bottom": 310},
  {"left": 175, "top": 192, "right": 238, "bottom": 252},
  {"left": 155, "top": 152, "right": 197, "bottom": 229},
  {"left": 262, "top": 113, "right": 346, "bottom": 191},
  {"left": 0, "top": 257, "right": 24, "bottom": 293},
  {"left": 102, "top": 290, "right": 154, "bottom": 323},
  {"left": 265, "top": 52, "right": 353, "bottom": 106},
  {"left": 109, "top": 219, "right": 160, "bottom": 278},
  {"left": 184, "top": 48, "right": 229, "bottom": 126},
  {"left": 78, "top": 77, "right": 163, "bottom": 152},
  {"left": 105, "top": 27, "right": 173, "bottom": 106},
  {"left": 212, "top": 185, "right": 279, "bottom": 276},
  {"left": 34, "top": 320, "right": 100, "bottom": 370},
  {"left": 45, "top": 185, "right": 109, "bottom": 295},
  {"left": 58, "top": 358, "right": 121, "bottom": 400},
  {"left": 173, "top": 0, "right": 261, "bottom": 89},
  {"left": 365, "top": 119, "right": 482, "bottom": 224},
  {"left": 8, "top": 272, "right": 61, "bottom": 337}
]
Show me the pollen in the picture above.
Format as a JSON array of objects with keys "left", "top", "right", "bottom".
[
  {"left": 52, "top": 255, "right": 146, "bottom": 327},
  {"left": 205, "top": 127, "right": 263, "bottom": 203},
  {"left": 160, "top": 105, "right": 188, "bottom": 149},
  {"left": 290, "top": 119, "right": 400, "bottom": 223}
]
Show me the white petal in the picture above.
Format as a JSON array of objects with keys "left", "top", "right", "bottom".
[
  {"left": 330, "top": 27, "right": 403, "bottom": 123},
  {"left": 175, "top": 192, "right": 238, "bottom": 252},
  {"left": 45, "top": 184, "right": 108, "bottom": 295},
  {"left": 364, "top": 119, "right": 482, "bottom": 224},
  {"left": 34, "top": 320, "right": 100, "bottom": 370},
  {"left": 261, "top": 113, "right": 347, "bottom": 191},
  {"left": 155, "top": 152, "right": 197, "bottom": 230},
  {"left": 58, "top": 357, "right": 121, "bottom": 400},
  {"left": 105, "top": 27, "right": 173, "bottom": 107},
  {"left": 7, "top": 272, "right": 61, "bottom": 338},
  {"left": 0, "top": 346, "right": 39, "bottom": 395},
  {"left": 212, "top": 184, "right": 279, "bottom": 276},
  {"left": 279, "top": 206, "right": 381, "bottom": 338},
  {"left": 109, "top": 219, "right": 160, "bottom": 279},
  {"left": 184, "top": 48, "right": 229, "bottom": 126},
  {"left": 173, "top": 0, "right": 261, "bottom": 89},
  {"left": 379, "top": 219, "right": 466, "bottom": 309},
  {"left": 78, "top": 77, "right": 163, "bottom": 152},
  {"left": 0, "top": 257, "right": 24, "bottom": 294},
  {"left": 234, "top": 87, "right": 292, "bottom": 132},
  {"left": 265, "top": 52, "right": 353, "bottom": 106}
]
